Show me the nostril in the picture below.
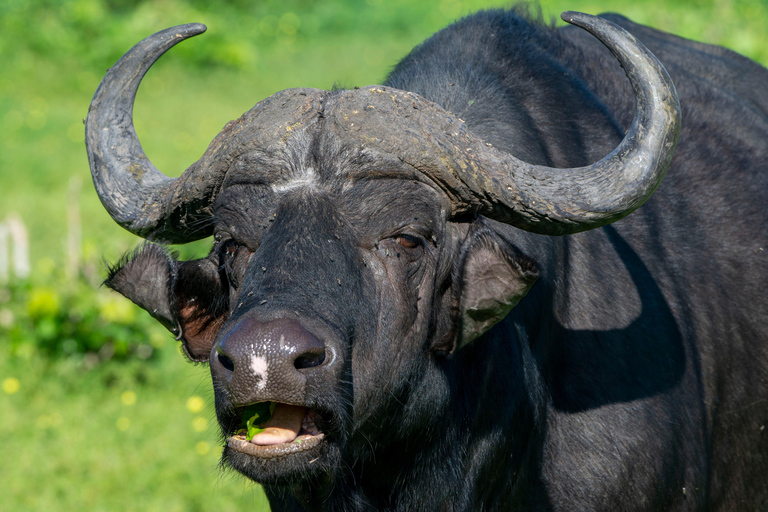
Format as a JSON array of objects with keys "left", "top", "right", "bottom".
[
  {"left": 294, "top": 348, "right": 326, "bottom": 370},
  {"left": 218, "top": 351, "right": 235, "bottom": 372}
]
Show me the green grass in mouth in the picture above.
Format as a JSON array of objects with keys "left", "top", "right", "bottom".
[{"left": 242, "top": 402, "right": 276, "bottom": 441}]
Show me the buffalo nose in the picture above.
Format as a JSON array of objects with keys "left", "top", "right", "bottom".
[{"left": 214, "top": 317, "right": 325, "bottom": 405}]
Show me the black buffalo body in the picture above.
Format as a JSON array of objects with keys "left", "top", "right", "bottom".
[{"left": 89, "top": 8, "right": 768, "bottom": 511}]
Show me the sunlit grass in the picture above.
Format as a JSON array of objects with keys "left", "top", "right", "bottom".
[{"left": 0, "top": 339, "right": 270, "bottom": 511}]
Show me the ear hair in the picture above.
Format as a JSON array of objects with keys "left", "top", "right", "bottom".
[
  {"left": 173, "top": 258, "right": 230, "bottom": 361},
  {"left": 452, "top": 219, "right": 539, "bottom": 351},
  {"left": 453, "top": 221, "right": 538, "bottom": 281},
  {"left": 104, "top": 243, "right": 180, "bottom": 334}
]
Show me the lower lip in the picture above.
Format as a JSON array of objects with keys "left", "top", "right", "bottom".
[{"left": 227, "top": 432, "right": 325, "bottom": 459}]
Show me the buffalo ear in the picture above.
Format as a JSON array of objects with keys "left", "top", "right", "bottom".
[
  {"left": 455, "top": 222, "right": 539, "bottom": 350},
  {"left": 105, "top": 243, "right": 229, "bottom": 362},
  {"left": 105, "top": 244, "right": 177, "bottom": 332}
]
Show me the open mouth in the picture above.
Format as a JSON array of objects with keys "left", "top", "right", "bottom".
[{"left": 227, "top": 402, "right": 325, "bottom": 459}]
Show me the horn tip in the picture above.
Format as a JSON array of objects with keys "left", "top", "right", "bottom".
[
  {"left": 177, "top": 23, "right": 207, "bottom": 37},
  {"left": 561, "top": 11, "right": 591, "bottom": 25}
]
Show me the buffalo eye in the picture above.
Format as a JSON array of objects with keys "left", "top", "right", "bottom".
[
  {"left": 219, "top": 239, "right": 248, "bottom": 289},
  {"left": 397, "top": 234, "right": 421, "bottom": 249},
  {"left": 224, "top": 239, "right": 239, "bottom": 257}
]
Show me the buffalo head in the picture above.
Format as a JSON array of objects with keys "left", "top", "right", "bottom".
[{"left": 88, "top": 12, "right": 680, "bottom": 500}]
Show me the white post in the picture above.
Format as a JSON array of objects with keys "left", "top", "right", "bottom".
[
  {"left": 6, "top": 214, "right": 30, "bottom": 280},
  {"left": 0, "top": 221, "right": 9, "bottom": 285}
]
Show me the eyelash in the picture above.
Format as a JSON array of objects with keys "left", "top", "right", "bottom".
[{"left": 219, "top": 239, "right": 242, "bottom": 277}]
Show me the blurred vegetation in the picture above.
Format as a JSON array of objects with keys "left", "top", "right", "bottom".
[
  {"left": 1, "top": 338, "right": 270, "bottom": 512},
  {"left": 2, "top": 263, "right": 164, "bottom": 362},
  {"left": 1, "top": 0, "right": 766, "bottom": 510}
]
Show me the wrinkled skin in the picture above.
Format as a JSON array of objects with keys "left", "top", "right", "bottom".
[
  {"left": 104, "top": 9, "right": 768, "bottom": 512},
  {"left": 110, "top": 153, "right": 541, "bottom": 503}
]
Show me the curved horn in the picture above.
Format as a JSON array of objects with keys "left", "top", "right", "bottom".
[
  {"left": 332, "top": 13, "right": 680, "bottom": 235},
  {"left": 460, "top": 11, "right": 681, "bottom": 234},
  {"left": 86, "top": 24, "right": 213, "bottom": 242}
]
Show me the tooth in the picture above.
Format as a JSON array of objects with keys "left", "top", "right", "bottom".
[{"left": 250, "top": 404, "right": 307, "bottom": 446}]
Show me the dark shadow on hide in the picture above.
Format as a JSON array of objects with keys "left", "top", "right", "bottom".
[{"left": 549, "top": 224, "right": 685, "bottom": 412}]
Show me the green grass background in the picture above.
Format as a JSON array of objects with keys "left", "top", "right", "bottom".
[{"left": 1, "top": 0, "right": 766, "bottom": 510}]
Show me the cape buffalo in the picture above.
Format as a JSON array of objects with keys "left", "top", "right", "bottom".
[{"left": 87, "top": 8, "right": 768, "bottom": 511}]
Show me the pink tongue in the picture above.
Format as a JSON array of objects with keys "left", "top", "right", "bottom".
[{"left": 250, "top": 404, "right": 307, "bottom": 446}]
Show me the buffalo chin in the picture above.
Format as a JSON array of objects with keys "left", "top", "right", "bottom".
[{"left": 223, "top": 438, "right": 336, "bottom": 485}]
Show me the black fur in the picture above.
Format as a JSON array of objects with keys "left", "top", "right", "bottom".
[{"left": 107, "top": 8, "right": 768, "bottom": 511}]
